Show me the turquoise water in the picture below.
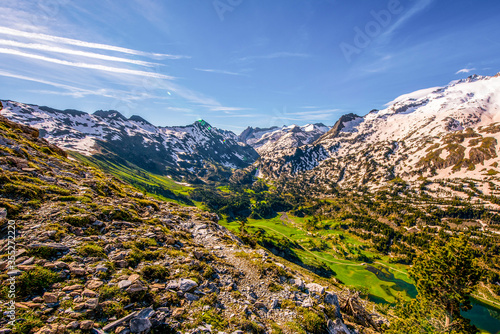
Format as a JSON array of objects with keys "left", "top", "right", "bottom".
[{"left": 462, "top": 299, "right": 500, "bottom": 334}]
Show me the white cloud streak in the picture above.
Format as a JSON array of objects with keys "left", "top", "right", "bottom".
[
  {"left": 0, "top": 39, "right": 161, "bottom": 67},
  {"left": 0, "top": 69, "right": 161, "bottom": 101},
  {"left": 456, "top": 68, "right": 476, "bottom": 74},
  {"left": 379, "top": 0, "right": 436, "bottom": 44},
  {"left": 194, "top": 68, "right": 243, "bottom": 76},
  {"left": 0, "top": 47, "right": 175, "bottom": 79},
  {"left": 238, "top": 52, "right": 310, "bottom": 62},
  {"left": 0, "top": 26, "right": 188, "bottom": 59}
]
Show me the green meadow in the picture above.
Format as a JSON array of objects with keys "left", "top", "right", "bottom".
[{"left": 222, "top": 214, "right": 417, "bottom": 304}]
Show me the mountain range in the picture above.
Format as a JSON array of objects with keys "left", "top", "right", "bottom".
[
  {"left": 2, "top": 73, "right": 500, "bottom": 191},
  {"left": 256, "top": 73, "right": 500, "bottom": 192}
]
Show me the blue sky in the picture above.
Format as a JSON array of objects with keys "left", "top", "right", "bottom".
[{"left": 0, "top": 0, "right": 499, "bottom": 133}]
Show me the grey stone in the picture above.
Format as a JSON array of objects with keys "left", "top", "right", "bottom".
[
  {"left": 327, "top": 319, "right": 351, "bottom": 334},
  {"left": 292, "top": 277, "right": 304, "bottom": 289},
  {"left": 136, "top": 307, "right": 155, "bottom": 319},
  {"left": 102, "top": 311, "right": 138, "bottom": 332},
  {"left": 254, "top": 302, "right": 267, "bottom": 310},
  {"left": 325, "top": 292, "right": 342, "bottom": 320},
  {"left": 0, "top": 207, "right": 7, "bottom": 220},
  {"left": 126, "top": 283, "right": 147, "bottom": 294},
  {"left": 7, "top": 269, "right": 22, "bottom": 277},
  {"left": 80, "top": 320, "right": 94, "bottom": 330},
  {"left": 28, "top": 243, "right": 69, "bottom": 252},
  {"left": 95, "top": 264, "right": 108, "bottom": 273},
  {"left": 129, "top": 318, "right": 151, "bottom": 333},
  {"left": 269, "top": 299, "right": 280, "bottom": 310},
  {"left": 178, "top": 278, "right": 198, "bottom": 292},
  {"left": 185, "top": 292, "right": 199, "bottom": 301},
  {"left": 85, "top": 298, "right": 99, "bottom": 310},
  {"left": 302, "top": 297, "right": 314, "bottom": 308},
  {"left": 118, "top": 280, "right": 132, "bottom": 289},
  {"left": 306, "top": 283, "right": 325, "bottom": 295}
]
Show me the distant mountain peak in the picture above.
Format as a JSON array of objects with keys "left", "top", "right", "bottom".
[
  {"left": 128, "top": 115, "right": 152, "bottom": 125},
  {"left": 93, "top": 110, "right": 127, "bottom": 121},
  {"left": 0, "top": 100, "right": 259, "bottom": 177}
]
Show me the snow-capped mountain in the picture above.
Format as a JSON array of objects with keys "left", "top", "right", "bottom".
[
  {"left": 256, "top": 73, "right": 500, "bottom": 190},
  {"left": 0, "top": 101, "right": 258, "bottom": 176},
  {"left": 238, "top": 123, "right": 330, "bottom": 155}
]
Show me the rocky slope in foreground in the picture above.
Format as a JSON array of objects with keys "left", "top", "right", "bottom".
[{"left": 0, "top": 116, "right": 382, "bottom": 333}]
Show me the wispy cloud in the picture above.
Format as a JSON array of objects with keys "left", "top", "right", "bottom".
[
  {"left": 0, "top": 26, "right": 188, "bottom": 59},
  {"left": 0, "top": 69, "right": 167, "bottom": 101},
  {"left": 0, "top": 47, "right": 175, "bottom": 79},
  {"left": 0, "top": 24, "right": 250, "bottom": 119},
  {"left": 456, "top": 67, "right": 476, "bottom": 74},
  {"left": 238, "top": 52, "right": 310, "bottom": 62},
  {"left": 209, "top": 106, "right": 252, "bottom": 112},
  {"left": 290, "top": 108, "right": 341, "bottom": 115},
  {"left": 0, "top": 39, "right": 161, "bottom": 67},
  {"left": 269, "top": 108, "right": 342, "bottom": 122},
  {"left": 194, "top": 68, "right": 244, "bottom": 76},
  {"left": 0, "top": 69, "right": 97, "bottom": 96},
  {"left": 379, "top": 0, "right": 436, "bottom": 44},
  {"left": 211, "top": 113, "right": 256, "bottom": 118}
]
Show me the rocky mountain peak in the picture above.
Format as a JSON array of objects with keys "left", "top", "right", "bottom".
[
  {"left": 128, "top": 115, "right": 152, "bottom": 125},
  {"left": 93, "top": 110, "right": 128, "bottom": 121}
]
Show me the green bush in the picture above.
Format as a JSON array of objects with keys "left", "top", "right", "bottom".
[
  {"left": 135, "top": 199, "right": 160, "bottom": 211},
  {"left": 199, "top": 309, "right": 228, "bottom": 331},
  {"left": 141, "top": 265, "right": 169, "bottom": 281},
  {"left": 76, "top": 243, "right": 106, "bottom": 258},
  {"left": 63, "top": 214, "right": 93, "bottom": 227},
  {"left": 57, "top": 195, "right": 91, "bottom": 203},
  {"left": 17, "top": 266, "right": 61, "bottom": 297},
  {"left": 99, "top": 301, "right": 126, "bottom": 318},
  {"left": 1, "top": 183, "right": 43, "bottom": 200},
  {"left": 126, "top": 249, "right": 145, "bottom": 267},
  {"left": 12, "top": 312, "right": 44, "bottom": 334},
  {"left": 298, "top": 307, "right": 327, "bottom": 334},
  {"left": 27, "top": 246, "right": 61, "bottom": 259}
]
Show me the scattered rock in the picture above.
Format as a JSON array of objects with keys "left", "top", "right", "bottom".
[
  {"left": 178, "top": 278, "right": 198, "bottom": 292},
  {"left": 128, "top": 274, "right": 140, "bottom": 282},
  {"left": 129, "top": 318, "right": 151, "bottom": 333},
  {"left": 87, "top": 280, "right": 104, "bottom": 290},
  {"left": 118, "top": 280, "right": 132, "bottom": 289},
  {"left": 28, "top": 243, "right": 69, "bottom": 252},
  {"left": 172, "top": 308, "right": 185, "bottom": 318},
  {"left": 302, "top": 297, "right": 314, "bottom": 308},
  {"left": 82, "top": 289, "right": 98, "bottom": 298},
  {"left": 102, "top": 312, "right": 138, "bottom": 332},
  {"left": 95, "top": 264, "right": 108, "bottom": 273},
  {"left": 126, "top": 283, "right": 147, "bottom": 294},
  {"left": 66, "top": 321, "right": 80, "bottom": 330},
  {"left": 292, "top": 277, "right": 305, "bottom": 290},
  {"left": 63, "top": 284, "right": 84, "bottom": 292},
  {"left": 0, "top": 207, "right": 6, "bottom": 220},
  {"left": 69, "top": 266, "right": 86, "bottom": 276},
  {"left": 7, "top": 269, "right": 22, "bottom": 277},
  {"left": 43, "top": 292, "right": 58, "bottom": 304},
  {"left": 80, "top": 320, "right": 94, "bottom": 330},
  {"left": 84, "top": 298, "right": 99, "bottom": 310},
  {"left": 184, "top": 292, "right": 199, "bottom": 301},
  {"left": 327, "top": 318, "right": 352, "bottom": 334},
  {"left": 306, "top": 283, "right": 325, "bottom": 295}
]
